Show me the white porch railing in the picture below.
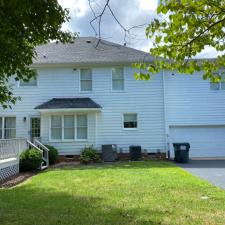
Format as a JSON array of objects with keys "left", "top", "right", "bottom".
[
  {"left": 0, "top": 138, "right": 27, "bottom": 161},
  {"left": 0, "top": 138, "right": 49, "bottom": 170}
]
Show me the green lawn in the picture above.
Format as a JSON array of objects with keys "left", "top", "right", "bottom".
[{"left": 1, "top": 161, "right": 225, "bottom": 225}]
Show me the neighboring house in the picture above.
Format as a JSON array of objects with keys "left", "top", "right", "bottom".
[{"left": 0, "top": 37, "right": 225, "bottom": 158}]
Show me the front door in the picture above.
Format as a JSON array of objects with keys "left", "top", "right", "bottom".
[{"left": 30, "top": 117, "right": 41, "bottom": 142}]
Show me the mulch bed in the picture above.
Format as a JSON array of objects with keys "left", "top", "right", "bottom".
[{"left": 0, "top": 172, "right": 37, "bottom": 189}]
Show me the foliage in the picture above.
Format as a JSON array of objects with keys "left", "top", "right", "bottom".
[
  {"left": 80, "top": 146, "right": 101, "bottom": 164},
  {"left": 45, "top": 145, "right": 59, "bottom": 165},
  {"left": 134, "top": 0, "right": 225, "bottom": 82},
  {"left": 20, "top": 148, "right": 42, "bottom": 171},
  {"left": 1, "top": 161, "right": 225, "bottom": 225},
  {"left": 0, "top": 0, "right": 77, "bottom": 108}
]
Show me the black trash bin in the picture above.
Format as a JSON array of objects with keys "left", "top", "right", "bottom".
[
  {"left": 173, "top": 143, "right": 190, "bottom": 163},
  {"left": 129, "top": 145, "right": 142, "bottom": 161}
]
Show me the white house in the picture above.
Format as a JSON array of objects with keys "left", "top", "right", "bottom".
[{"left": 0, "top": 37, "right": 225, "bottom": 159}]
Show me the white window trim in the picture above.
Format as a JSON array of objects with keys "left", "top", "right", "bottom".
[
  {"left": 122, "top": 113, "right": 138, "bottom": 130},
  {"left": 49, "top": 114, "right": 89, "bottom": 142},
  {"left": 111, "top": 67, "right": 125, "bottom": 92},
  {"left": 79, "top": 68, "right": 93, "bottom": 92},
  {"left": 0, "top": 116, "right": 16, "bottom": 139},
  {"left": 76, "top": 114, "right": 89, "bottom": 141}
]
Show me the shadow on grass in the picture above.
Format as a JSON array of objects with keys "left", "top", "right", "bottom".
[{"left": 0, "top": 184, "right": 163, "bottom": 225}]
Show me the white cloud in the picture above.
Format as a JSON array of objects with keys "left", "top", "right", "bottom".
[
  {"left": 138, "top": 0, "right": 158, "bottom": 11},
  {"left": 58, "top": 0, "right": 221, "bottom": 58}
]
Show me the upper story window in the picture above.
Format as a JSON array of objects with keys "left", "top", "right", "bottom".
[
  {"left": 123, "top": 113, "right": 137, "bottom": 129},
  {"left": 210, "top": 73, "right": 225, "bottom": 90},
  {"left": 112, "top": 67, "right": 124, "bottom": 91},
  {"left": 0, "top": 117, "right": 16, "bottom": 139},
  {"left": 20, "top": 70, "right": 38, "bottom": 87},
  {"left": 80, "top": 69, "right": 92, "bottom": 91}
]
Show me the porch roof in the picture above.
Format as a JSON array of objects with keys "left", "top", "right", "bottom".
[{"left": 34, "top": 98, "right": 101, "bottom": 112}]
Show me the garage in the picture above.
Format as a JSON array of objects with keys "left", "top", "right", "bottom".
[{"left": 169, "top": 126, "right": 225, "bottom": 158}]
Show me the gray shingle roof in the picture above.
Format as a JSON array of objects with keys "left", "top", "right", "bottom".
[
  {"left": 35, "top": 98, "right": 101, "bottom": 110},
  {"left": 34, "top": 37, "right": 154, "bottom": 65}
]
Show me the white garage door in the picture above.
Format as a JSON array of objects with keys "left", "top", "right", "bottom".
[{"left": 169, "top": 126, "right": 225, "bottom": 158}]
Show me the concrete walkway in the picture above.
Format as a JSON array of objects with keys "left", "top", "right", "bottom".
[{"left": 176, "top": 159, "right": 225, "bottom": 189}]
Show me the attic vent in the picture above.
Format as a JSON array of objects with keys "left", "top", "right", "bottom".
[{"left": 86, "top": 40, "right": 91, "bottom": 43}]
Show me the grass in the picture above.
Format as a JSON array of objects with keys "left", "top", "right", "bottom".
[{"left": 0, "top": 161, "right": 225, "bottom": 225}]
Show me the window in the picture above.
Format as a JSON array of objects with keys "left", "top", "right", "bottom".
[
  {"left": 51, "top": 116, "right": 62, "bottom": 140},
  {"left": 77, "top": 115, "right": 88, "bottom": 140},
  {"left": 80, "top": 69, "right": 92, "bottom": 91},
  {"left": 20, "top": 71, "right": 38, "bottom": 86},
  {"left": 210, "top": 72, "right": 225, "bottom": 90},
  {"left": 210, "top": 82, "right": 220, "bottom": 90},
  {"left": 123, "top": 113, "right": 137, "bottom": 129},
  {"left": 31, "top": 118, "right": 41, "bottom": 140},
  {"left": 0, "top": 117, "right": 16, "bottom": 139},
  {"left": 50, "top": 114, "right": 88, "bottom": 141},
  {"left": 64, "top": 115, "right": 74, "bottom": 140},
  {"left": 112, "top": 67, "right": 124, "bottom": 90}
]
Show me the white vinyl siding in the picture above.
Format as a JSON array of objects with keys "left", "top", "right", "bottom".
[
  {"left": 123, "top": 113, "right": 137, "bottom": 129},
  {"left": 112, "top": 67, "right": 124, "bottom": 90},
  {"left": 0, "top": 117, "right": 16, "bottom": 139},
  {"left": 77, "top": 115, "right": 88, "bottom": 140},
  {"left": 80, "top": 69, "right": 92, "bottom": 91},
  {"left": 1, "top": 67, "right": 166, "bottom": 154}
]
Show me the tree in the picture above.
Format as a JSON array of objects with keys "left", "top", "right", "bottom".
[
  {"left": 134, "top": 0, "right": 225, "bottom": 81},
  {"left": 0, "top": 0, "right": 77, "bottom": 108}
]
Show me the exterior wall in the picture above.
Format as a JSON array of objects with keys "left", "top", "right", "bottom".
[
  {"left": 164, "top": 70, "right": 225, "bottom": 127},
  {"left": 0, "top": 66, "right": 166, "bottom": 155},
  {"left": 164, "top": 70, "right": 225, "bottom": 155}
]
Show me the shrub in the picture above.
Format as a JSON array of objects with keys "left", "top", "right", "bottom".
[
  {"left": 45, "top": 145, "right": 59, "bottom": 165},
  {"left": 80, "top": 146, "right": 101, "bottom": 164},
  {"left": 20, "top": 148, "right": 42, "bottom": 171}
]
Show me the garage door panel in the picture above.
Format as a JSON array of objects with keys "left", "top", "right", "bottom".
[{"left": 170, "top": 126, "right": 225, "bottom": 158}]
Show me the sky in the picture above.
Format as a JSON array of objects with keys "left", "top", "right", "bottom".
[
  {"left": 58, "top": 0, "right": 158, "bottom": 52},
  {"left": 58, "top": 0, "right": 219, "bottom": 58}
]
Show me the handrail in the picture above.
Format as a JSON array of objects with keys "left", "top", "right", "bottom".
[
  {"left": 34, "top": 139, "right": 49, "bottom": 152},
  {"left": 33, "top": 139, "right": 49, "bottom": 167},
  {"left": 26, "top": 140, "right": 43, "bottom": 153}
]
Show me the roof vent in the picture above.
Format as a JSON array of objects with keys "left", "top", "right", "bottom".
[{"left": 86, "top": 40, "right": 91, "bottom": 43}]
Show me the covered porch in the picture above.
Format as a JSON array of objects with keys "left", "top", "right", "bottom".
[{"left": 35, "top": 97, "right": 101, "bottom": 156}]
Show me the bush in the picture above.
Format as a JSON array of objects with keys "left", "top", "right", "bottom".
[
  {"left": 45, "top": 145, "right": 59, "bottom": 165},
  {"left": 20, "top": 148, "right": 42, "bottom": 171},
  {"left": 80, "top": 146, "right": 101, "bottom": 164}
]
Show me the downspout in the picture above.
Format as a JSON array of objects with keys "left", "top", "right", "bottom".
[{"left": 162, "top": 70, "right": 170, "bottom": 159}]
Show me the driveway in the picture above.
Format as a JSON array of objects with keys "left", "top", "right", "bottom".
[{"left": 176, "top": 159, "right": 225, "bottom": 189}]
